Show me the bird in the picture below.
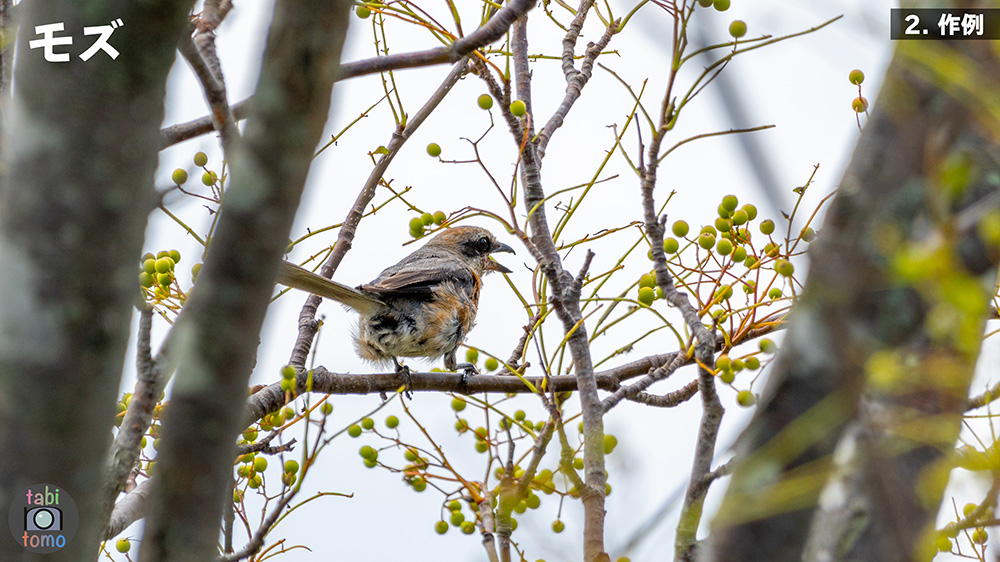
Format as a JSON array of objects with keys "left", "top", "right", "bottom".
[{"left": 277, "top": 225, "right": 514, "bottom": 376}]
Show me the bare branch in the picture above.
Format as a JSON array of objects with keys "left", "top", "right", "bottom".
[
  {"left": 538, "top": 19, "right": 618, "bottom": 159},
  {"left": 102, "top": 479, "right": 154, "bottom": 541}
]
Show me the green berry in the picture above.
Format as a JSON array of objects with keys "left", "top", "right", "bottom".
[
  {"left": 715, "top": 285, "right": 733, "bottom": 300},
  {"left": 447, "top": 499, "right": 462, "bottom": 512},
  {"left": 484, "top": 357, "right": 499, "bottom": 371},
  {"left": 281, "top": 472, "right": 296, "bottom": 486},
  {"left": 745, "top": 356, "right": 760, "bottom": 370},
  {"left": 426, "top": 143, "right": 442, "bottom": 157},
  {"left": 716, "top": 355, "right": 731, "bottom": 371},
  {"left": 552, "top": 520, "right": 565, "bottom": 533},
  {"left": 465, "top": 348, "right": 479, "bottom": 364},
  {"left": 248, "top": 474, "right": 262, "bottom": 488},
  {"left": 699, "top": 233, "right": 716, "bottom": 250},
  {"left": 361, "top": 417, "right": 375, "bottom": 430},
  {"left": 973, "top": 528, "right": 988, "bottom": 544},
  {"left": 775, "top": 259, "right": 794, "bottom": 277},
  {"left": 639, "top": 273, "right": 655, "bottom": 289},
  {"left": 935, "top": 535, "right": 951, "bottom": 552},
  {"left": 347, "top": 424, "right": 362, "bottom": 437},
  {"left": 385, "top": 415, "right": 399, "bottom": 429},
  {"left": 732, "top": 209, "right": 749, "bottom": 226},
  {"left": 760, "top": 219, "right": 775, "bottom": 235},
  {"left": 964, "top": 502, "right": 978, "bottom": 517},
  {"left": 514, "top": 410, "right": 526, "bottom": 422},
  {"left": 720, "top": 370, "right": 735, "bottom": 384},
  {"left": 321, "top": 402, "right": 333, "bottom": 415},
  {"left": 154, "top": 257, "right": 174, "bottom": 274},
  {"left": 157, "top": 273, "right": 172, "bottom": 287},
  {"left": 433, "top": 211, "right": 447, "bottom": 225},
  {"left": 664, "top": 237, "right": 679, "bottom": 254},
  {"left": 852, "top": 97, "right": 868, "bottom": 113},
  {"left": 191, "top": 263, "right": 202, "bottom": 280},
  {"left": 713, "top": 0, "right": 730, "bottom": 11},
  {"left": 736, "top": 390, "right": 756, "bottom": 407},
  {"left": 139, "top": 272, "right": 155, "bottom": 288},
  {"left": 253, "top": 456, "right": 267, "bottom": 472},
  {"left": 474, "top": 441, "right": 488, "bottom": 453},
  {"left": 526, "top": 493, "right": 540, "bottom": 509},
  {"left": 742, "top": 204, "right": 757, "bottom": 220},
  {"left": 356, "top": 5, "right": 371, "bottom": 18},
  {"left": 716, "top": 239, "right": 733, "bottom": 255},
  {"left": 729, "top": 20, "right": 747, "bottom": 38},
  {"left": 450, "top": 510, "right": 465, "bottom": 526},
  {"left": 451, "top": 397, "right": 467, "bottom": 412},
  {"left": 715, "top": 217, "right": 732, "bottom": 232},
  {"left": 409, "top": 216, "right": 425, "bottom": 233},
  {"left": 171, "top": 168, "right": 188, "bottom": 185},
  {"left": 638, "top": 287, "right": 655, "bottom": 306},
  {"left": 848, "top": 69, "right": 865, "bottom": 85},
  {"left": 764, "top": 242, "right": 780, "bottom": 257},
  {"left": 193, "top": 152, "right": 208, "bottom": 167},
  {"left": 115, "top": 538, "right": 131, "bottom": 553},
  {"left": 478, "top": 94, "right": 494, "bottom": 109},
  {"left": 435, "top": 520, "right": 449, "bottom": 534},
  {"left": 243, "top": 427, "right": 258, "bottom": 441},
  {"left": 421, "top": 213, "right": 434, "bottom": 226},
  {"left": 731, "top": 247, "right": 747, "bottom": 262},
  {"left": 698, "top": 0, "right": 713, "bottom": 5},
  {"left": 202, "top": 171, "right": 216, "bottom": 186},
  {"left": 745, "top": 255, "right": 758, "bottom": 268},
  {"left": 573, "top": 457, "right": 584, "bottom": 470},
  {"left": 759, "top": 338, "right": 777, "bottom": 354},
  {"left": 718, "top": 204, "right": 732, "bottom": 219},
  {"left": 359, "top": 445, "right": 377, "bottom": 459},
  {"left": 721, "top": 194, "right": 739, "bottom": 211},
  {"left": 169, "top": 250, "right": 181, "bottom": 263},
  {"left": 510, "top": 99, "right": 527, "bottom": 117},
  {"left": 281, "top": 365, "right": 296, "bottom": 380},
  {"left": 603, "top": 434, "right": 618, "bottom": 454},
  {"left": 700, "top": 225, "right": 717, "bottom": 236},
  {"left": 672, "top": 220, "right": 689, "bottom": 237},
  {"left": 284, "top": 460, "right": 299, "bottom": 473},
  {"left": 801, "top": 227, "right": 816, "bottom": 242},
  {"left": 461, "top": 521, "right": 476, "bottom": 534}
]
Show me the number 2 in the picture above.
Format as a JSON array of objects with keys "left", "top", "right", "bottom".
[{"left": 905, "top": 14, "right": 920, "bottom": 34}]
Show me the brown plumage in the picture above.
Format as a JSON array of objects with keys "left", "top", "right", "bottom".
[{"left": 278, "top": 226, "right": 514, "bottom": 371}]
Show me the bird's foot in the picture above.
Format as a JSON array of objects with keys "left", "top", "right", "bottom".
[
  {"left": 394, "top": 360, "right": 413, "bottom": 400},
  {"left": 453, "top": 362, "right": 478, "bottom": 395}
]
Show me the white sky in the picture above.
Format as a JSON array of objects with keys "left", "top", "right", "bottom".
[{"left": 116, "top": 1, "right": 1000, "bottom": 560}]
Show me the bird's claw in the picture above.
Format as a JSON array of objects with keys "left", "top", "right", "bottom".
[
  {"left": 453, "top": 362, "right": 478, "bottom": 394},
  {"left": 393, "top": 360, "right": 413, "bottom": 400}
]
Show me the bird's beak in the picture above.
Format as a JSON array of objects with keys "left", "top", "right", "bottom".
[
  {"left": 487, "top": 242, "right": 515, "bottom": 274},
  {"left": 492, "top": 242, "right": 515, "bottom": 255}
]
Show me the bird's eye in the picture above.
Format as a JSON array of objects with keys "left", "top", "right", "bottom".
[{"left": 476, "top": 236, "right": 491, "bottom": 252}]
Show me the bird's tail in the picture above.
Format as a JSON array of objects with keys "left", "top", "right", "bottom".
[{"left": 278, "top": 262, "right": 384, "bottom": 316}]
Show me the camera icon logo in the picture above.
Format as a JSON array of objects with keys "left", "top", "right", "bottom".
[
  {"left": 8, "top": 484, "right": 77, "bottom": 553},
  {"left": 25, "top": 506, "right": 62, "bottom": 532}
]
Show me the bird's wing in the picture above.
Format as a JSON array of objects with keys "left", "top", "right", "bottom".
[
  {"left": 278, "top": 262, "right": 385, "bottom": 316},
  {"left": 362, "top": 253, "right": 476, "bottom": 299}
]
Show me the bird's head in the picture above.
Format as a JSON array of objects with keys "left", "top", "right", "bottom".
[{"left": 426, "top": 225, "right": 515, "bottom": 275}]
